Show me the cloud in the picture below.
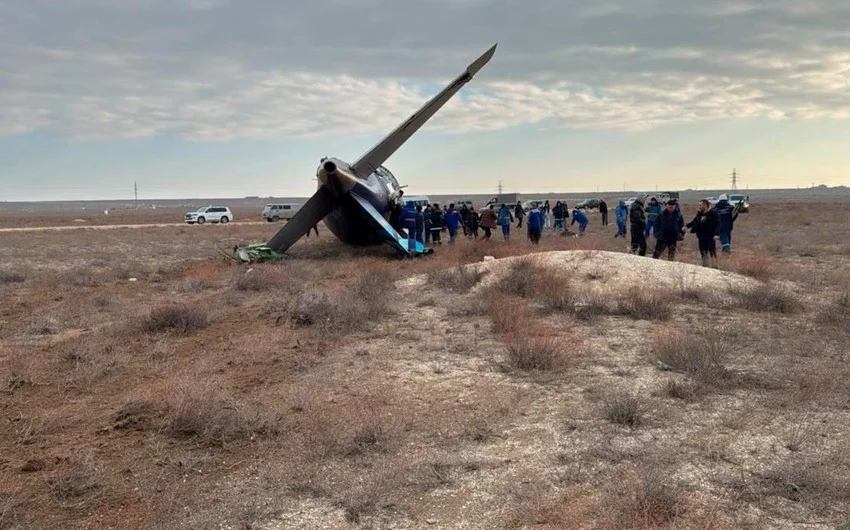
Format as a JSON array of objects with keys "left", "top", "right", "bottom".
[{"left": 1, "top": 0, "right": 849, "bottom": 140}]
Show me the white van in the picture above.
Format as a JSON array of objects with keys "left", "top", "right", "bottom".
[
  {"left": 402, "top": 195, "right": 430, "bottom": 208},
  {"left": 262, "top": 203, "right": 301, "bottom": 222}
]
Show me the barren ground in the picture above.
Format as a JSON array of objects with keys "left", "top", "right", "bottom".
[{"left": 1, "top": 200, "right": 849, "bottom": 529}]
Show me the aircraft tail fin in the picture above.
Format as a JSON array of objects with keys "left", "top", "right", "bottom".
[{"left": 349, "top": 43, "right": 497, "bottom": 178}]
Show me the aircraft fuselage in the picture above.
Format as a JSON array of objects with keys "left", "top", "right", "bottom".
[{"left": 317, "top": 158, "right": 403, "bottom": 246}]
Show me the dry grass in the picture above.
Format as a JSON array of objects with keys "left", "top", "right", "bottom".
[
  {"left": 166, "top": 382, "right": 280, "bottom": 446},
  {"left": 503, "top": 335, "right": 567, "bottom": 372},
  {"left": 603, "top": 393, "right": 645, "bottom": 428},
  {"left": 427, "top": 264, "right": 484, "bottom": 293},
  {"left": 2, "top": 199, "right": 850, "bottom": 529},
  {"left": 651, "top": 327, "right": 734, "bottom": 390},
  {"left": 615, "top": 287, "right": 674, "bottom": 321},
  {"left": 0, "top": 269, "right": 25, "bottom": 284},
  {"left": 735, "top": 282, "right": 802, "bottom": 313},
  {"left": 142, "top": 305, "right": 209, "bottom": 333},
  {"left": 723, "top": 251, "right": 776, "bottom": 281}
]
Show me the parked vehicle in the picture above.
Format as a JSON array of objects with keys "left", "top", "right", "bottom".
[
  {"left": 184, "top": 206, "right": 233, "bottom": 224},
  {"left": 453, "top": 198, "right": 475, "bottom": 209},
  {"left": 484, "top": 193, "right": 521, "bottom": 208},
  {"left": 575, "top": 198, "right": 602, "bottom": 210},
  {"left": 729, "top": 194, "right": 750, "bottom": 213},
  {"left": 262, "top": 203, "right": 302, "bottom": 222},
  {"left": 403, "top": 195, "right": 431, "bottom": 208},
  {"left": 520, "top": 198, "right": 547, "bottom": 211}
]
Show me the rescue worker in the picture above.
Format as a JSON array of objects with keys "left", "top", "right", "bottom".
[
  {"left": 429, "top": 202, "right": 443, "bottom": 245},
  {"left": 599, "top": 199, "right": 609, "bottom": 226},
  {"left": 400, "top": 201, "right": 418, "bottom": 253},
  {"left": 423, "top": 204, "right": 432, "bottom": 245},
  {"left": 498, "top": 203, "right": 514, "bottom": 240},
  {"left": 459, "top": 204, "right": 470, "bottom": 237},
  {"left": 415, "top": 205, "right": 424, "bottom": 244},
  {"left": 651, "top": 199, "right": 684, "bottom": 261},
  {"left": 614, "top": 199, "right": 628, "bottom": 238},
  {"left": 571, "top": 208, "right": 589, "bottom": 236},
  {"left": 514, "top": 201, "right": 525, "bottom": 228},
  {"left": 686, "top": 199, "right": 719, "bottom": 267},
  {"left": 644, "top": 196, "right": 661, "bottom": 239},
  {"left": 480, "top": 204, "right": 497, "bottom": 240},
  {"left": 467, "top": 206, "right": 480, "bottom": 238},
  {"left": 526, "top": 202, "right": 543, "bottom": 243},
  {"left": 552, "top": 201, "right": 566, "bottom": 230},
  {"left": 444, "top": 203, "right": 462, "bottom": 243},
  {"left": 630, "top": 193, "right": 648, "bottom": 256},
  {"left": 714, "top": 194, "right": 738, "bottom": 254}
]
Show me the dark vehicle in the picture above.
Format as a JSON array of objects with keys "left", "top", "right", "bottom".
[{"left": 575, "top": 198, "right": 602, "bottom": 210}]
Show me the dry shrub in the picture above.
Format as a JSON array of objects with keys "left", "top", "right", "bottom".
[
  {"left": 428, "top": 265, "right": 484, "bottom": 293},
  {"left": 817, "top": 292, "right": 850, "bottom": 330},
  {"left": 47, "top": 457, "right": 101, "bottom": 505},
  {"left": 652, "top": 328, "right": 733, "bottom": 389},
  {"left": 535, "top": 269, "right": 576, "bottom": 312},
  {"left": 736, "top": 283, "right": 802, "bottom": 314},
  {"left": 177, "top": 278, "right": 214, "bottom": 293},
  {"left": 760, "top": 453, "right": 850, "bottom": 504},
  {"left": 290, "top": 271, "right": 391, "bottom": 331},
  {"left": 0, "top": 269, "right": 25, "bottom": 284},
  {"left": 488, "top": 293, "right": 531, "bottom": 335},
  {"left": 494, "top": 257, "right": 539, "bottom": 298},
  {"left": 606, "top": 465, "right": 685, "bottom": 527},
  {"left": 166, "top": 382, "right": 280, "bottom": 446},
  {"left": 233, "top": 266, "right": 286, "bottom": 291},
  {"left": 616, "top": 287, "right": 674, "bottom": 321},
  {"left": 724, "top": 251, "right": 776, "bottom": 281},
  {"left": 660, "top": 378, "right": 703, "bottom": 401},
  {"left": 142, "top": 305, "right": 208, "bottom": 333},
  {"left": 603, "top": 393, "right": 644, "bottom": 428},
  {"left": 503, "top": 335, "right": 567, "bottom": 372}
]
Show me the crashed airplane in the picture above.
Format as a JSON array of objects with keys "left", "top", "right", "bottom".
[{"left": 234, "top": 44, "right": 497, "bottom": 262}]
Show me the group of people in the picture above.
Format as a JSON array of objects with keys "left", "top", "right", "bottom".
[
  {"left": 397, "top": 194, "right": 740, "bottom": 265},
  {"left": 622, "top": 193, "right": 740, "bottom": 267},
  {"left": 397, "top": 199, "right": 602, "bottom": 250}
]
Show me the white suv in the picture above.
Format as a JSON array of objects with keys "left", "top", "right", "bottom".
[{"left": 184, "top": 206, "right": 233, "bottom": 224}]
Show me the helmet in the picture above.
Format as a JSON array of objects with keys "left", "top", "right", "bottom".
[
  {"left": 718, "top": 194, "right": 728, "bottom": 201},
  {"left": 636, "top": 192, "right": 647, "bottom": 204}
]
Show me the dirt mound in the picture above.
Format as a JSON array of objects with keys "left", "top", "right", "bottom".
[{"left": 401, "top": 250, "right": 760, "bottom": 294}]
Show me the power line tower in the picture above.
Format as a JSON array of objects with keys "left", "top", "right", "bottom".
[
  {"left": 497, "top": 180, "right": 503, "bottom": 195},
  {"left": 134, "top": 181, "right": 138, "bottom": 209},
  {"left": 730, "top": 169, "right": 738, "bottom": 191}
]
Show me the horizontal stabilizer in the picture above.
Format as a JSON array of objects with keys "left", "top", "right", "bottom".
[
  {"left": 265, "top": 186, "right": 336, "bottom": 252},
  {"left": 350, "top": 43, "right": 497, "bottom": 178},
  {"left": 350, "top": 192, "right": 427, "bottom": 255}
]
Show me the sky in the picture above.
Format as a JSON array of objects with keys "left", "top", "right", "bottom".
[{"left": 1, "top": 0, "right": 849, "bottom": 201}]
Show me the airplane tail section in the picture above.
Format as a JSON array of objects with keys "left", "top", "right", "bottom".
[{"left": 350, "top": 43, "right": 497, "bottom": 178}]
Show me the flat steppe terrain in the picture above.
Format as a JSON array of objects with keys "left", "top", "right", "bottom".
[{"left": 1, "top": 199, "right": 848, "bottom": 529}]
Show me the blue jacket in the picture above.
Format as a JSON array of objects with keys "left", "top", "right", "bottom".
[
  {"left": 526, "top": 208, "right": 543, "bottom": 230},
  {"left": 444, "top": 209, "right": 462, "bottom": 230},
  {"left": 400, "top": 204, "right": 417, "bottom": 230},
  {"left": 497, "top": 207, "right": 513, "bottom": 226},
  {"left": 571, "top": 209, "right": 588, "bottom": 227},
  {"left": 645, "top": 202, "right": 661, "bottom": 224},
  {"left": 715, "top": 199, "right": 736, "bottom": 233},
  {"left": 615, "top": 201, "right": 628, "bottom": 224}
]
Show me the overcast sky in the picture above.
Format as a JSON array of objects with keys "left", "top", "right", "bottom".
[{"left": 1, "top": 0, "right": 849, "bottom": 200}]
